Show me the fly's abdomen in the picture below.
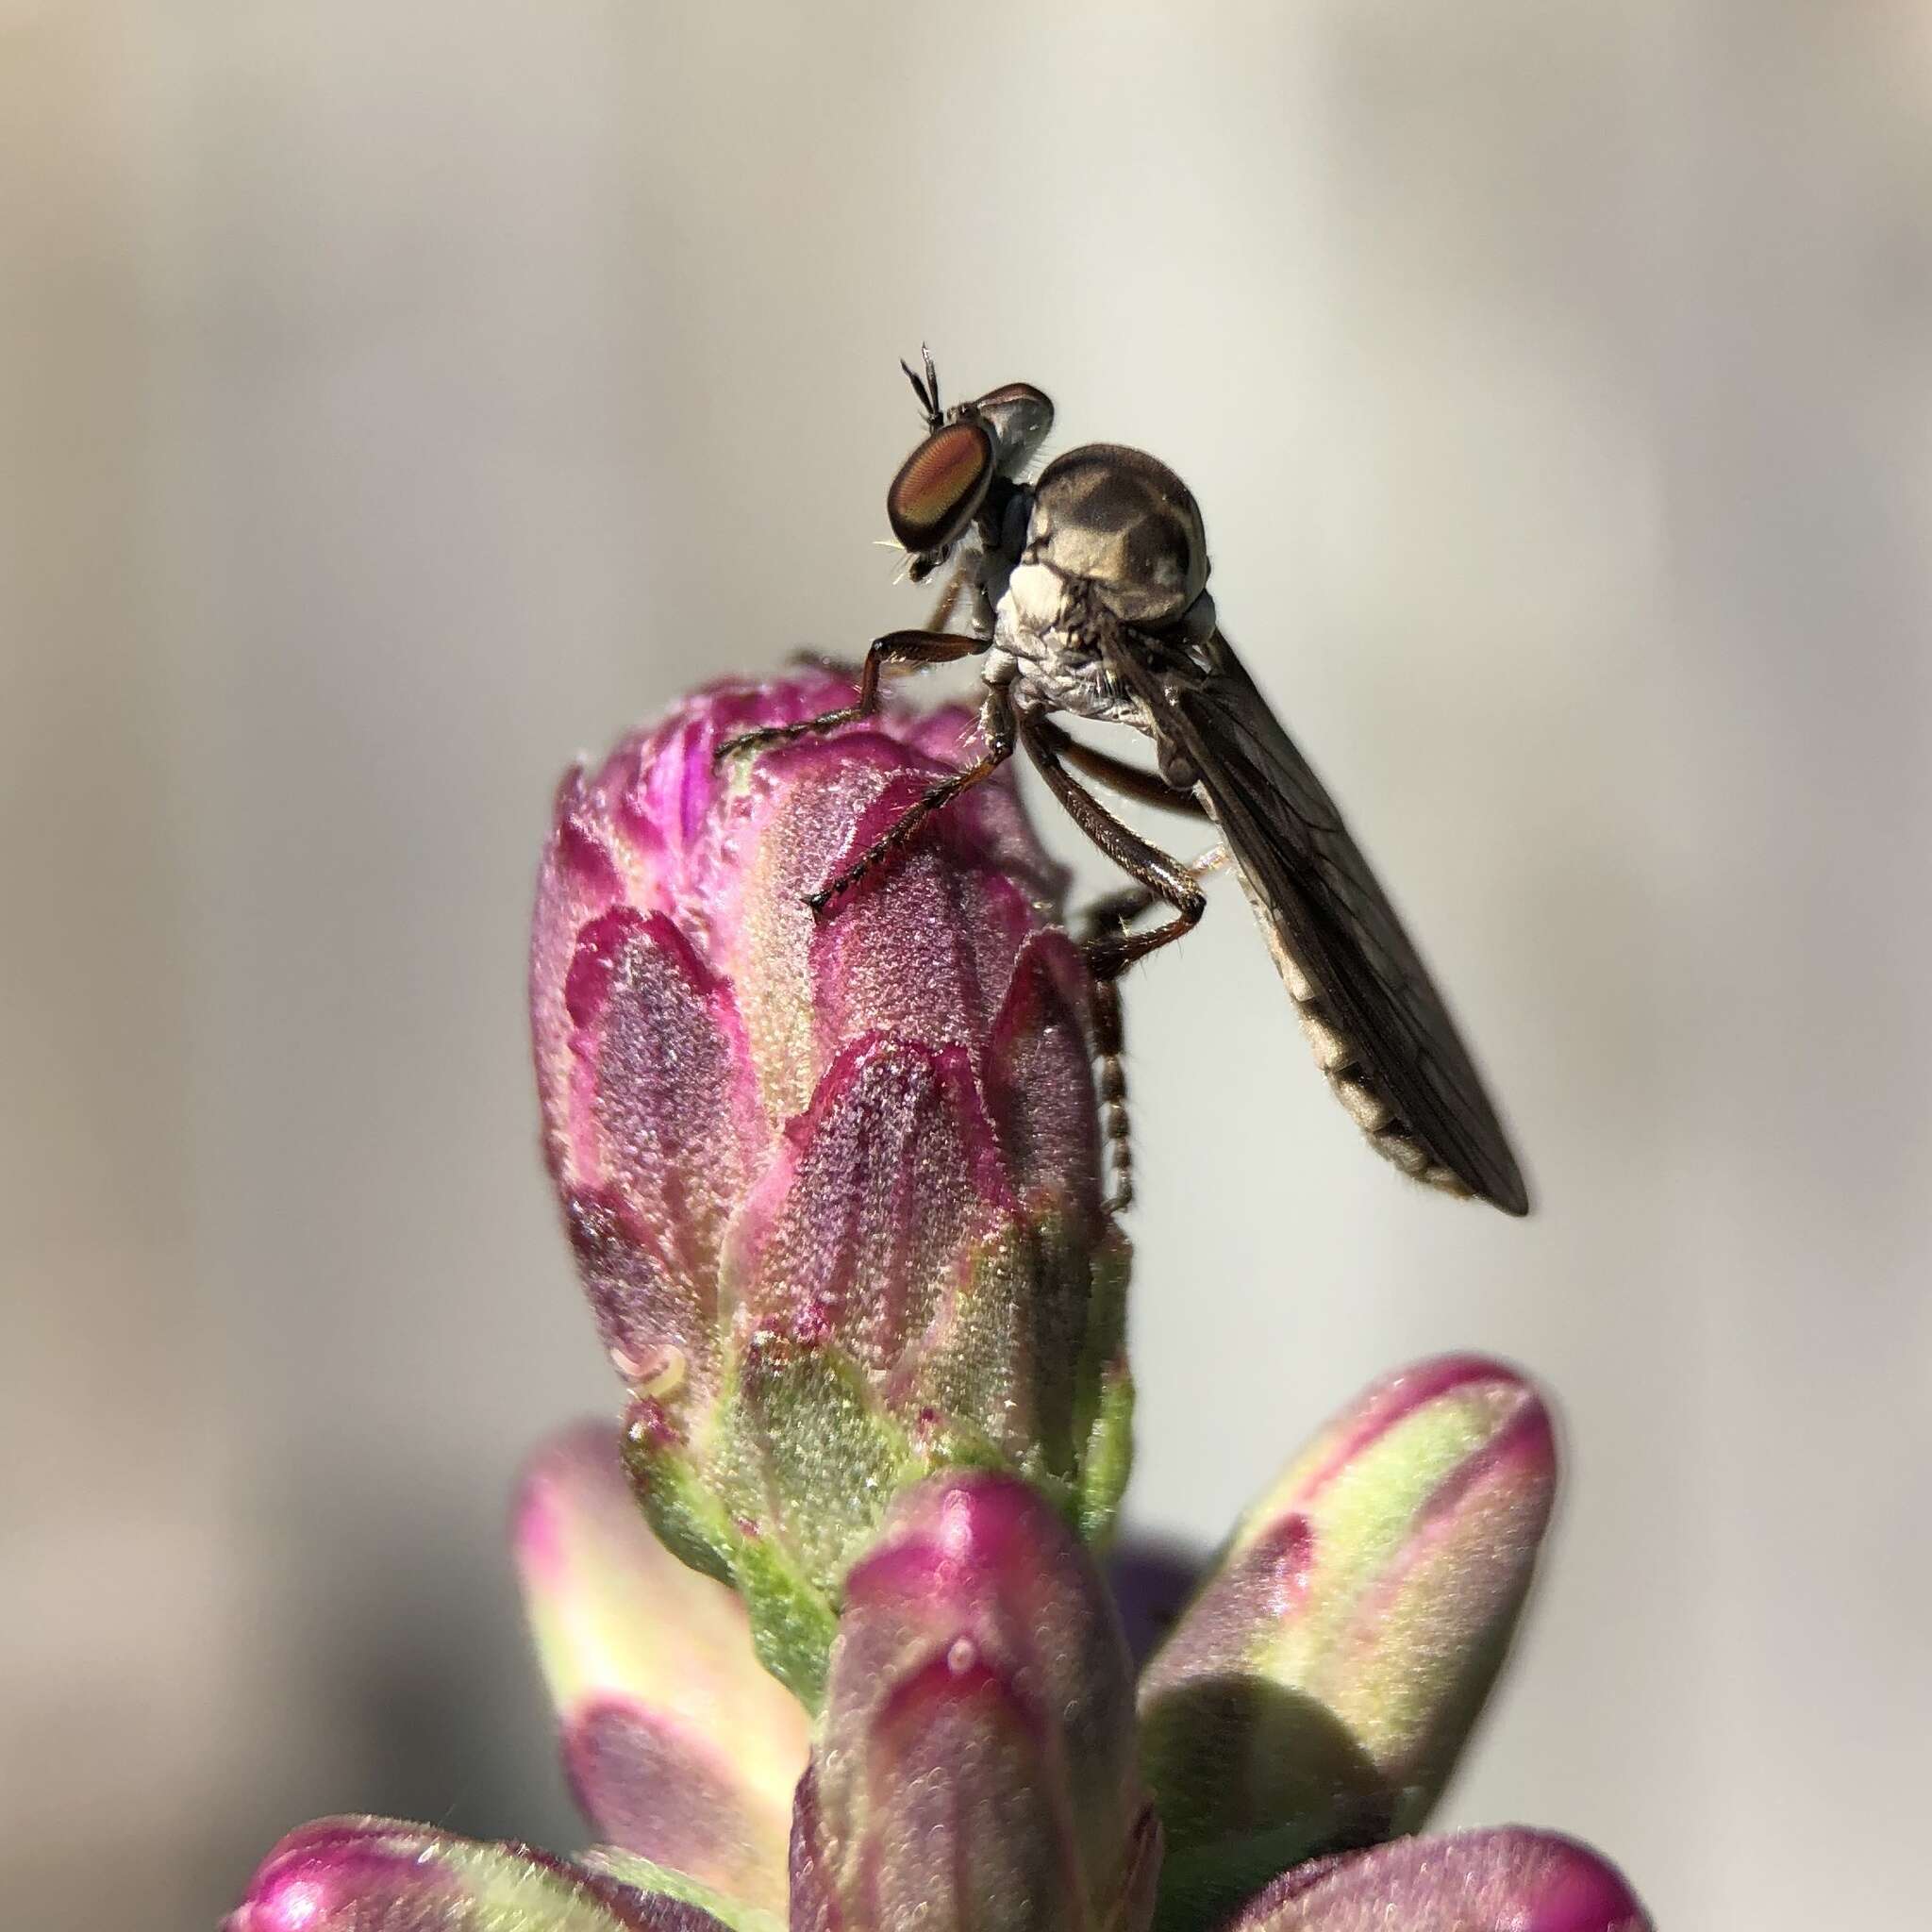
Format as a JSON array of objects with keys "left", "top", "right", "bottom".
[
  {"left": 1296, "top": 983, "right": 1471, "bottom": 1198},
  {"left": 1224, "top": 852, "right": 1473, "bottom": 1200}
]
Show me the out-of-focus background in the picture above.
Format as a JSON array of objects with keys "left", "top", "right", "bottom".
[{"left": 6, "top": 3, "right": 1928, "bottom": 1924}]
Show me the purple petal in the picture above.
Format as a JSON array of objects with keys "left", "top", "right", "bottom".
[
  {"left": 563, "top": 1702, "right": 781, "bottom": 1907},
  {"left": 532, "top": 768, "right": 628, "bottom": 1167},
  {"left": 805, "top": 762, "right": 1041, "bottom": 1068},
  {"left": 1230, "top": 1828, "right": 1651, "bottom": 1932},
  {"left": 225, "top": 1817, "right": 735, "bottom": 1932},
  {"left": 562, "top": 1187, "right": 695, "bottom": 1403},
  {"left": 541, "top": 897, "right": 770, "bottom": 1397},
  {"left": 731, "top": 1034, "right": 1014, "bottom": 1374},
  {"left": 596, "top": 670, "right": 864, "bottom": 904},
  {"left": 514, "top": 1425, "right": 808, "bottom": 1915},
  {"left": 984, "top": 930, "right": 1105, "bottom": 1224},
  {"left": 1141, "top": 1357, "right": 1557, "bottom": 1865},
  {"left": 568, "top": 912, "right": 765, "bottom": 1328},
  {"left": 699, "top": 729, "right": 1053, "bottom": 1124},
  {"left": 798, "top": 1472, "right": 1157, "bottom": 1932}
]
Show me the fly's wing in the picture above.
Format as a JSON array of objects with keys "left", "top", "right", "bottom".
[{"left": 1107, "top": 626, "right": 1530, "bottom": 1214}]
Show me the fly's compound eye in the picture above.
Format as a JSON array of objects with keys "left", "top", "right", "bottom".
[
  {"left": 887, "top": 418, "right": 995, "bottom": 556},
  {"left": 972, "top": 382, "right": 1054, "bottom": 475}
]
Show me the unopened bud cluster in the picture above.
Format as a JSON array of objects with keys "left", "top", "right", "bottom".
[
  {"left": 228, "top": 675, "right": 1653, "bottom": 1932},
  {"left": 529, "top": 672, "right": 1131, "bottom": 1700}
]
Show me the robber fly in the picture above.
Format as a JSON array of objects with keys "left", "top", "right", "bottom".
[{"left": 721, "top": 356, "right": 1529, "bottom": 1215}]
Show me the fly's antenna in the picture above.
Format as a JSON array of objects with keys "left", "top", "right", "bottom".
[{"left": 901, "top": 345, "right": 942, "bottom": 433}]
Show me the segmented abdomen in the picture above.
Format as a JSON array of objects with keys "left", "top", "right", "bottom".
[{"left": 1225, "top": 857, "right": 1471, "bottom": 1199}]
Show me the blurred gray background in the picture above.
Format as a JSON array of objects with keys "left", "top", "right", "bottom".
[{"left": 6, "top": 3, "right": 1928, "bottom": 1925}]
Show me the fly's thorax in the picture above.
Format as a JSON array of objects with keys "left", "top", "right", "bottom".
[
  {"left": 992, "top": 562, "right": 1139, "bottom": 726},
  {"left": 1026, "top": 443, "right": 1209, "bottom": 629},
  {"left": 997, "top": 557, "right": 1074, "bottom": 653}
]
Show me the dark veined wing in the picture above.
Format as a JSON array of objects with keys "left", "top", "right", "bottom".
[{"left": 1106, "top": 625, "right": 1530, "bottom": 1214}]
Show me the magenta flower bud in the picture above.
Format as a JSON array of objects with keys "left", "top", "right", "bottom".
[
  {"left": 225, "top": 1817, "right": 737, "bottom": 1932},
  {"left": 531, "top": 673, "right": 1131, "bottom": 1705},
  {"left": 1226, "top": 1828, "right": 1651, "bottom": 1932},
  {"left": 515, "top": 1424, "right": 811, "bottom": 1917},
  {"left": 1140, "top": 1357, "right": 1556, "bottom": 1908},
  {"left": 791, "top": 1471, "right": 1161, "bottom": 1932}
]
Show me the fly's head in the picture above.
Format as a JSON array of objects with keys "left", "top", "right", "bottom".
[
  {"left": 886, "top": 351, "right": 1054, "bottom": 583},
  {"left": 1024, "top": 443, "right": 1216, "bottom": 646}
]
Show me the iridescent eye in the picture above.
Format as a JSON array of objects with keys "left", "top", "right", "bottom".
[{"left": 888, "top": 418, "right": 994, "bottom": 555}]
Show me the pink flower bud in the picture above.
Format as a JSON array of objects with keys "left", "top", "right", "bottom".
[
  {"left": 514, "top": 1424, "right": 811, "bottom": 1916},
  {"left": 530, "top": 674, "right": 1132, "bottom": 1704},
  {"left": 224, "top": 1817, "right": 734, "bottom": 1932},
  {"left": 791, "top": 1472, "right": 1160, "bottom": 1932},
  {"left": 1140, "top": 1357, "right": 1556, "bottom": 1907},
  {"left": 1226, "top": 1828, "right": 1651, "bottom": 1932}
]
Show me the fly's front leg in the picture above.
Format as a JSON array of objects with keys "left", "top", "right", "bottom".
[
  {"left": 805, "top": 679, "right": 1017, "bottom": 914},
  {"left": 716, "top": 630, "right": 982, "bottom": 762},
  {"left": 922, "top": 568, "right": 967, "bottom": 636}
]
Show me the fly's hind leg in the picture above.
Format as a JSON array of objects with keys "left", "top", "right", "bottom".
[
  {"left": 716, "top": 629, "right": 982, "bottom": 761},
  {"left": 1072, "top": 854, "right": 1227, "bottom": 1217},
  {"left": 1022, "top": 712, "right": 1221, "bottom": 1215},
  {"left": 1084, "top": 973, "right": 1135, "bottom": 1215}
]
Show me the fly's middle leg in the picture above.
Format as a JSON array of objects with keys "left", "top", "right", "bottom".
[
  {"left": 1075, "top": 844, "right": 1230, "bottom": 950},
  {"left": 1027, "top": 716, "right": 1208, "bottom": 818},
  {"left": 1019, "top": 715, "right": 1208, "bottom": 979},
  {"left": 805, "top": 681, "right": 1017, "bottom": 913}
]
